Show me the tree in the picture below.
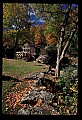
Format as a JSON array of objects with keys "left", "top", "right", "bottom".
[
  {"left": 3, "top": 3, "right": 34, "bottom": 58},
  {"left": 3, "top": 28, "right": 30, "bottom": 58},
  {"left": 32, "top": 4, "right": 78, "bottom": 77},
  {"left": 33, "top": 25, "right": 46, "bottom": 46},
  {"left": 45, "top": 33, "right": 57, "bottom": 45},
  {"left": 54, "top": 5, "right": 78, "bottom": 77},
  {"left": 30, "top": 25, "right": 47, "bottom": 47}
]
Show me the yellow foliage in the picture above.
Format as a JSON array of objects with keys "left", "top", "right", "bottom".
[{"left": 70, "top": 87, "right": 77, "bottom": 93}]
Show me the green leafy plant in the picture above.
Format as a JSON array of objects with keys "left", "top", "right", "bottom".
[{"left": 55, "top": 66, "right": 78, "bottom": 115}]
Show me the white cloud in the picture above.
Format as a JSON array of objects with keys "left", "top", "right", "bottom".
[{"left": 39, "top": 18, "right": 44, "bottom": 22}]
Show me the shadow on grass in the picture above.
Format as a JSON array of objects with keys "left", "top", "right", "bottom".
[{"left": 2, "top": 75, "right": 22, "bottom": 82}]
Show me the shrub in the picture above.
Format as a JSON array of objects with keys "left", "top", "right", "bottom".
[
  {"left": 55, "top": 66, "right": 78, "bottom": 115},
  {"left": 45, "top": 44, "right": 57, "bottom": 65}
]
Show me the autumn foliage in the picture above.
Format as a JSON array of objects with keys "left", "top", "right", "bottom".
[
  {"left": 30, "top": 24, "right": 57, "bottom": 46},
  {"left": 46, "top": 33, "right": 57, "bottom": 45}
]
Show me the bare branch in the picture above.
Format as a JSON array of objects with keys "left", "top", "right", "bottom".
[
  {"left": 40, "top": 10, "right": 58, "bottom": 14},
  {"left": 69, "top": 15, "right": 78, "bottom": 24}
]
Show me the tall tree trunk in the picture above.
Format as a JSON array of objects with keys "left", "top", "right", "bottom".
[
  {"left": 55, "top": 44, "right": 60, "bottom": 77},
  {"left": 55, "top": 27, "right": 64, "bottom": 77}
]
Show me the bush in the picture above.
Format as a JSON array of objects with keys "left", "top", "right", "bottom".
[
  {"left": 55, "top": 66, "right": 78, "bottom": 115},
  {"left": 45, "top": 44, "right": 57, "bottom": 65},
  {"left": 46, "top": 44, "right": 57, "bottom": 55}
]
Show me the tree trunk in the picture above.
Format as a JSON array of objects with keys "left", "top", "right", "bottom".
[
  {"left": 55, "top": 56, "right": 60, "bottom": 77},
  {"left": 55, "top": 25, "right": 77, "bottom": 78},
  {"left": 55, "top": 27, "right": 64, "bottom": 77}
]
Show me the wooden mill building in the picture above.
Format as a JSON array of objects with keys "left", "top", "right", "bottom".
[{"left": 16, "top": 43, "right": 36, "bottom": 61}]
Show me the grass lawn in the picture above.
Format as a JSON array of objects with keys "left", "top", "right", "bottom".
[
  {"left": 2, "top": 58, "right": 46, "bottom": 79},
  {"left": 2, "top": 58, "right": 47, "bottom": 114}
]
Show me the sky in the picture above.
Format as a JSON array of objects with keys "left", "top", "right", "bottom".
[{"left": 30, "top": 14, "right": 44, "bottom": 26}]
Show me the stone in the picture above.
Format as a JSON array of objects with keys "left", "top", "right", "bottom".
[
  {"left": 43, "top": 67, "right": 50, "bottom": 74},
  {"left": 20, "top": 90, "right": 39, "bottom": 104},
  {"left": 18, "top": 70, "right": 59, "bottom": 115},
  {"left": 25, "top": 72, "right": 39, "bottom": 80},
  {"left": 18, "top": 103, "right": 59, "bottom": 115},
  {"left": 25, "top": 72, "right": 45, "bottom": 81},
  {"left": 18, "top": 108, "right": 30, "bottom": 115},
  {"left": 37, "top": 72, "right": 45, "bottom": 85},
  {"left": 21, "top": 90, "right": 55, "bottom": 105},
  {"left": 25, "top": 72, "right": 45, "bottom": 86},
  {"left": 38, "top": 72, "right": 45, "bottom": 78},
  {"left": 36, "top": 54, "right": 49, "bottom": 64},
  {"left": 39, "top": 91, "right": 54, "bottom": 102}
]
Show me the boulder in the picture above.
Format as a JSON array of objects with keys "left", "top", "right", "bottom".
[
  {"left": 20, "top": 90, "right": 39, "bottom": 104},
  {"left": 25, "top": 72, "right": 44, "bottom": 80},
  {"left": 20, "top": 90, "right": 54, "bottom": 105},
  {"left": 36, "top": 54, "right": 49, "bottom": 64},
  {"left": 24, "top": 72, "right": 46, "bottom": 87},
  {"left": 18, "top": 103, "right": 59, "bottom": 115},
  {"left": 18, "top": 107, "right": 31, "bottom": 115}
]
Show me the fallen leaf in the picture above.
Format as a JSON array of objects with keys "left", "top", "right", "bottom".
[
  {"left": 40, "top": 86, "right": 46, "bottom": 90},
  {"left": 34, "top": 99, "right": 43, "bottom": 108}
]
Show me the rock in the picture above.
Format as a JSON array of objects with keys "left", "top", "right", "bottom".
[
  {"left": 25, "top": 72, "right": 45, "bottom": 87},
  {"left": 25, "top": 72, "right": 39, "bottom": 80},
  {"left": 30, "top": 106, "right": 44, "bottom": 115},
  {"left": 38, "top": 72, "right": 45, "bottom": 78},
  {"left": 31, "top": 104, "right": 52, "bottom": 115},
  {"left": 36, "top": 54, "right": 49, "bottom": 64},
  {"left": 37, "top": 73, "right": 45, "bottom": 86},
  {"left": 20, "top": 90, "right": 39, "bottom": 104},
  {"left": 41, "top": 65, "right": 53, "bottom": 76},
  {"left": 25, "top": 72, "right": 45, "bottom": 81},
  {"left": 18, "top": 69, "right": 60, "bottom": 115},
  {"left": 18, "top": 107, "right": 30, "bottom": 115},
  {"left": 18, "top": 103, "right": 59, "bottom": 115},
  {"left": 25, "top": 72, "right": 45, "bottom": 86},
  {"left": 21, "top": 90, "right": 55, "bottom": 105},
  {"left": 39, "top": 91, "right": 54, "bottom": 102},
  {"left": 18, "top": 70, "right": 60, "bottom": 115}
]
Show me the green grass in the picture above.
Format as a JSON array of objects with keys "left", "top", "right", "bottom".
[{"left": 2, "top": 58, "right": 46, "bottom": 79}]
